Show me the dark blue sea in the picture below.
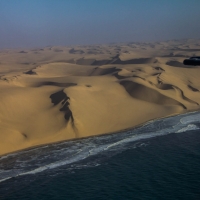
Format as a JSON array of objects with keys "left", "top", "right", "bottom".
[{"left": 0, "top": 112, "right": 200, "bottom": 200}]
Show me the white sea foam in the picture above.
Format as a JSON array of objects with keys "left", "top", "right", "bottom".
[
  {"left": 180, "top": 113, "right": 200, "bottom": 124},
  {"left": 0, "top": 130, "right": 182, "bottom": 181},
  {"left": 0, "top": 176, "right": 12, "bottom": 183},
  {"left": 104, "top": 136, "right": 136, "bottom": 150},
  {"left": 0, "top": 132, "right": 163, "bottom": 181},
  {"left": 15, "top": 130, "right": 172, "bottom": 176},
  {"left": 175, "top": 124, "right": 199, "bottom": 133},
  {"left": 18, "top": 151, "right": 89, "bottom": 176}
]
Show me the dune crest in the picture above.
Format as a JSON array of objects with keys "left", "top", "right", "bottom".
[{"left": 0, "top": 39, "right": 200, "bottom": 155}]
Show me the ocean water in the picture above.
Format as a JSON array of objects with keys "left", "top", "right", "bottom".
[{"left": 0, "top": 112, "right": 200, "bottom": 200}]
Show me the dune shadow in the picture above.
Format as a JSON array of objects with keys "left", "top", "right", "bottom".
[
  {"left": 156, "top": 83, "right": 199, "bottom": 106},
  {"left": 166, "top": 61, "right": 196, "bottom": 68},
  {"left": 35, "top": 82, "right": 77, "bottom": 87},
  {"left": 91, "top": 60, "right": 110, "bottom": 65},
  {"left": 18, "top": 51, "right": 27, "bottom": 53},
  {"left": 90, "top": 67, "right": 120, "bottom": 76},
  {"left": 24, "top": 70, "right": 37, "bottom": 75},
  {"left": 112, "top": 57, "right": 158, "bottom": 64},
  {"left": 59, "top": 56, "right": 158, "bottom": 66},
  {"left": 69, "top": 48, "right": 85, "bottom": 54},
  {"left": 113, "top": 72, "right": 126, "bottom": 80},
  {"left": 76, "top": 58, "right": 95, "bottom": 65},
  {"left": 120, "top": 80, "right": 186, "bottom": 109},
  {"left": 50, "top": 90, "right": 76, "bottom": 130},
  {"left": 54, "top": 49, "right": 63, "bottom": 52},
  {"left": 188, "top": 85, "right": 199, "bottom": 92}
]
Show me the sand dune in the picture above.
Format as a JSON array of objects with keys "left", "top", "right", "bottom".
[
  {"left": 0, "top": 39, "right": 200, "bottom": 155},
  {"left": 120, "top": 80, "right": 185, "bottom": 108}
]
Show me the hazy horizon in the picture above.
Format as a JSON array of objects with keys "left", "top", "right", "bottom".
[{"left": 0, "top": 0, "right": 200, "bottom": 49}]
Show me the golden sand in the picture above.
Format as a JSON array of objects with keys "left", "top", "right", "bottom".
[{"left": 0, "top": 39, "right": 200, "bottom": 155}]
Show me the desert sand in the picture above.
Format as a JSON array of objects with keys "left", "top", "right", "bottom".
[{"left": 0, "top": 39, "right": 200, "bottom": 155}]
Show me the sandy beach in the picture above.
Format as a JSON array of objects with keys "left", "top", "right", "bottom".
[{"left": 0, "top": 39, "right": 200, "bottom": 155}]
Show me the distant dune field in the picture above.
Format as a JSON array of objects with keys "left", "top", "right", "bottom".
[{"left": 0, "top": 39, "right": 200, "bottom": 155}]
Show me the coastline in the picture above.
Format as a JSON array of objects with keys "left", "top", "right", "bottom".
[
  {"left": 1, "top": 109, "right": 199, "bottom": 158},
  {"left": 1, "top": 108, "right": 200, "bottom": 185}
]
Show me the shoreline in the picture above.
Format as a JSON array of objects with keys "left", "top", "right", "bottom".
[
  {"left": 1, "top": 109, "right": 199, "bottom": 158},
  {"left": 0, "top": 109, "right": 200, "bottom": 185}
]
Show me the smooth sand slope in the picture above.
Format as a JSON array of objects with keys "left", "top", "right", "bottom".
[{"left": 0, "top": 39, "right": 200, "bottom": 155}]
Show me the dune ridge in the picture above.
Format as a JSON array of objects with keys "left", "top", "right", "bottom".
[{"left": 0, "top": 39, "right": 200, "bottom": 155}]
